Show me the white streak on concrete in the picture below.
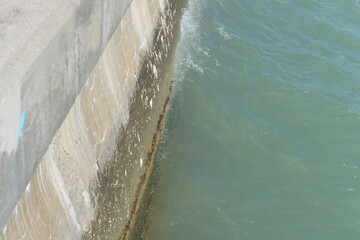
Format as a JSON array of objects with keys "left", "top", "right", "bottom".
[
  {"left": 153, "top": 65, "right": 158, "bottom": 78},
  {"left": 47, "top": 147, "right": 81, "bottom": 231},
  {"left": 25, "top": 182, "right": 31, "bottom": 193},
  {"left": 150, "top": 98, "right": 153, "bottom": 109},
  {"left": 82, "top": 191, "right": 91, "bottom": 207}
]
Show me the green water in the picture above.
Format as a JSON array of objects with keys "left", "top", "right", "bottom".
[{"left": 142, "top": 0, "right": 360, "bottom": 239}]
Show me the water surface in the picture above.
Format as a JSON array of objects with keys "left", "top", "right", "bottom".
[{"left": 143, "top": 0, "right": 360, "bottom": 239}]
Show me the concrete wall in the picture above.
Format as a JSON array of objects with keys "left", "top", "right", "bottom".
[
  {"left": 0, "top": 0, "right": 132, "bottom": 232},
  {"left": 0, "top": 0, "right": 181, "bottom": 238}
]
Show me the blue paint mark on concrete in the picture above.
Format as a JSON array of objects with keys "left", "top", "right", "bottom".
[{"left": 18, "top": 112, "right": 25, "bottom": 138}]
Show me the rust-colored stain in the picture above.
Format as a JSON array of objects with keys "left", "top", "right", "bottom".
[{"left": 120, "top": 83, "right": 172, "bottom": 240}]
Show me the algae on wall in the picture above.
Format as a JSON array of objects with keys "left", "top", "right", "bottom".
[{"left": 83, "top": 0, "right": 188, "bottom": 239}]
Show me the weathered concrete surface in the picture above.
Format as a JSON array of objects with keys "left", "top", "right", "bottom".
[
  {"left": 82, "top": 1, "right": 186, "bottom": 237},
  {"left": 0, "top": 0, "right": 182, "bottom": 238},
  {"left": 0, "top": 0, "right": 133, "bottom": 233}
]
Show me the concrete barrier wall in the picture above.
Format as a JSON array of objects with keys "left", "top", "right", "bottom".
[
  {"left": 0, "top": 0, "right": 132, "bottom": 232},
  {"left": 0, "top": 0, "right": 181, "bottom": 238}
]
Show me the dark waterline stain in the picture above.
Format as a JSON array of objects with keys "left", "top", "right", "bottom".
[
  {"left": 81, "top": 0, "right": 188, "bottom": 239},
  {"left": 127, "top": 1, "right": 189, "bottom": 239}
]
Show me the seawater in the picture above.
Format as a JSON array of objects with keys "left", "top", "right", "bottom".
[{"left": 142, "top": 0, "right": 360, "bottom": 239}]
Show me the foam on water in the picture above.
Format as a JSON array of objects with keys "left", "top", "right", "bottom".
[{"left": 171, "top": 0, "right": 203, "bottom": 91}]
